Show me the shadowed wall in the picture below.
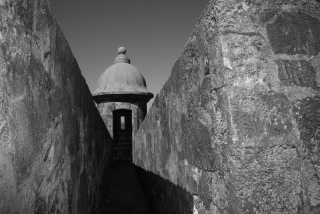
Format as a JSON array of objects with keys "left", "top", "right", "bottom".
[
  {"left": 134, "top": 0, "right": 320, "bottom": 213},
  {"left": 0, "top": 0, "right": 112, "bottom": 213}
]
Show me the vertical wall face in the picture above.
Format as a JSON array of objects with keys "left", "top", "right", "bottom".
[
  {"left": 97, "top": 102, "right": 140, "bottom": 138},
  {"left": 113, "top": 109, "right": 133, "bottom": 161},
  {"left": 134, "top": 0, "right": 320, "bottom": 213},
  {"left": 0, "top": 0, "right": 112, "bottom": 213},
  {"left": 97, "top": 100, "right": 147, "bottom": 161}
]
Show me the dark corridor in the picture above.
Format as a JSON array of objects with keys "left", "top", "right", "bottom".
[{"left": 105, "top": 162, "right": 150, "bottom": 214}]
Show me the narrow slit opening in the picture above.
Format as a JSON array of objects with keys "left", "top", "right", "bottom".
[{"left": 121, "top": 116, "right": 125, "bottom": 130}]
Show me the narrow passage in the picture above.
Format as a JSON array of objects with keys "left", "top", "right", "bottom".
[{"left": 105, "top": 162, "right": 150, "bottom": 214}]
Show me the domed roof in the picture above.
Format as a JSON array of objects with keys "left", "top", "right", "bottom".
[{"left": 92, "top": 47, "right": 153, "bottom": 96}]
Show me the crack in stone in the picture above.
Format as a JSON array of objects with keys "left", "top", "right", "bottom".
[
  {"left": 213, "top": 84, "right": 230, "bottom": 91},
  {"left": 221, "top": 30, "right": 263, "bottom": 38}
]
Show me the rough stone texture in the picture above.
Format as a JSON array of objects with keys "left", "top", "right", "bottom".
[
  {"left": 0, "top": 0, "right": 112, "bottom": 213},
  {"left": 97, "top": 101, "right": 141, "bottom": 138},
  {"left": 94, "top": 97, "right": 148, "bottom": 162},
  {"left": 133, "top": 0, "right": 320, "bottom": 213}
]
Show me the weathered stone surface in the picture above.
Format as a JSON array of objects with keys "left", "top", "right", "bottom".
[
  {"left": 267, "top": 12, "right": 320, "bottom": 56},
  {"left": 0, "top": 0, "right": 112, "bottom": 213},
  {"left": 134, "top": 0, "right": 320, "bottom": 213},
  {"left": 276, "top": 60, "right": 317, "bottom": 89}
]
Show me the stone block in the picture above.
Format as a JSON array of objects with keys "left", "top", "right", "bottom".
[
  {"left": 276, "top": 60, "right": 317, "bottom": 89},
  {"left": 267, "top": 12, "right": 320, "bottom": 56}
]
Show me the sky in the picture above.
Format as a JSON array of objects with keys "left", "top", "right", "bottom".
[{"left": 50, "top": 0, "right": 209, "bottom": 109}]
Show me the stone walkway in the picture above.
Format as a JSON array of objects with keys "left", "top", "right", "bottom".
[{"left": 105, "top": 161, "right": 150, "bottom": 214}]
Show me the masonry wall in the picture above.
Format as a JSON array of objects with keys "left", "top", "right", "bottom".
[
  {"left": 97, "top": 101, "right": 145, "bottom": 139},
  {"left": 134, "top": 0, "right": 320, "bottom": 213},
  {"left": 0, "top": 0, "right": 112, "bottom": 213},
  {"left": 96, "top": 100, "right": 147, "bottom": 161}
]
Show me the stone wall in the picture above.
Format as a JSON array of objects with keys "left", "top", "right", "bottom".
[
  {"left": 134, "top": 0, "right": 320, "bottom": 213},
  {"left": 96, "top": 101, "right": 144, "bottom": 138},
  {"left": 95, "top": 98, "right": 148, "bottom": 161},
  {"left": 0, "top": 0, "right": 112, "bottom": 213}
]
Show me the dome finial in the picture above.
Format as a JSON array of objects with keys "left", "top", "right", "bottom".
[
  {"left": 118, "top": 47, "right": 126, "bottom": 55},
  {"left": 114, "top": 47, "right": 130, "bottom": 64}
]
